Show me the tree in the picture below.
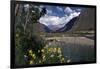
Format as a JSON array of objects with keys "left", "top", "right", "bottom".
[{"left": 15, "top": 4, "right": 47, "bottom": 66}]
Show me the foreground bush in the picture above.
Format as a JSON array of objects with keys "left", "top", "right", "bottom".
[{"left": 26, "top": 44, "right": 71, "bottom": 65}]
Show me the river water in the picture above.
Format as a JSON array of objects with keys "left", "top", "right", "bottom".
[{"left": 46, "top": 36, "right": 95, "bottom": 63}]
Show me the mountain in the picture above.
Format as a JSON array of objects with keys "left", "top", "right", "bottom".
[
  {"left": 32, "top": 8, "right": 95, "bottom": 33},
  {"left": 55, "top": 17, "right": 78, "bottom": 32},
  {"left": 39, "top": 11, "right": 81, "bottom": 32},
  {"left": 70, "top": 8, "right": 95, "bottom": 32},
  {"left": 32, "top": 16, "right": 78, "bottom": 33}
]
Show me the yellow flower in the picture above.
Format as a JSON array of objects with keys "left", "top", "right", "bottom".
[
  {"left": 58, "top": 48, "right": 61, "bottom": 54},
  {"left": 29, "top": 60, "right": 33, "bottom": 65},
  {"left": 29, "top": 50, "right": 33, "bottom": 54},
  {"left": 42, "top": 55, "right": 46, "bottom": 61},
  {"left": 48, "top": 48, "right": 51, "bottom": 52},
  {"left": 50, "top": 54, "right": 54, "bottom": 57},
  {"left": 43, "top": 55, "right": 45, "bottom": 59},
  {"left": 41, "top": 49, "right": 44, "bottom": 52},
  {"left": 53, "top": 48, "right": 57, "bottom": 53},
  {"left": 32, "top": 54, "right": 36, "bottom": 59},
  {"left": 48, "top": 48, "right": 53, "bottom": 52},
  {"left": 61, "top": 58, "right": 64, "bottom": 61},
  {"left": 61, "top": 58, "right": 65, "bottom": 63},
  {"left": 58, "top": 54, "right": 62, "bottom": 58}
]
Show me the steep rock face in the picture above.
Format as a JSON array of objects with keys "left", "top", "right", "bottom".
[{"left": 70, "top": 8, "right": 95, "bottom": 32}]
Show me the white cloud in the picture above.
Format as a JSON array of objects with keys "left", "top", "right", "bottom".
[
  {"left": 57, "top": 6, "right": 63, "bottom": 11},
  {"left": 46, "top": 9, "right": 53, "bottom": 14},
  {"left": 39, "top": 11, "right": 81, "bottom": 31},
  {"left": 64, "top": 7, "right": 73, "bottom": 14}
]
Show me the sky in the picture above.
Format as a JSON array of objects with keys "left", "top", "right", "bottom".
[
  {"left": 39, "top": 5, "right": 82, "bottom": 31},
  {"left": 23, "top": 4, "right": 82, "bottom": 31}
]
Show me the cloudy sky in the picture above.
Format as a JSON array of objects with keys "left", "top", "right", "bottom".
[{"left": 39, "top": 5, "right": 82, "bottom": 31}]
